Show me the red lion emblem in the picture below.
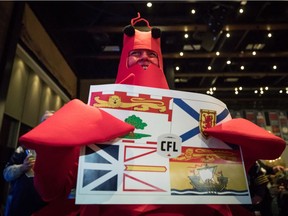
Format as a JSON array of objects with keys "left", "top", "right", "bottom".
[{"left": 200, "top": 109, "right": 216, "bottom": 138}]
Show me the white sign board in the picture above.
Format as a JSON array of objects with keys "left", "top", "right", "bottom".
[{"left": 76, "top": 84, "right": 251, "bottom": 205}]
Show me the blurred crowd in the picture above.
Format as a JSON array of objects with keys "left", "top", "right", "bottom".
[{"left": 248, "top": 159, "right": 288, "bottom": 216}]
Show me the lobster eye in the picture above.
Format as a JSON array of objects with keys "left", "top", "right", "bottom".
[
  {"left": 152, "top": 27, "right": 161, "bottom": 39},
  {"left": 123, "top": 25, "right": 135, "bottom": 37}
]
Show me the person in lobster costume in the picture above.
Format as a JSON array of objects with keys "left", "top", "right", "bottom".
[{"left": 20, "top": 13, "right": 286, "bottom": 216}]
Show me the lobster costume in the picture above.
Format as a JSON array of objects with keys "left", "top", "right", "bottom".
[{"left": 20, "top": 13, "right": 286, "bottom": 216}]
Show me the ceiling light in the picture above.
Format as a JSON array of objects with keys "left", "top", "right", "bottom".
[
  {"left": 179, "top": 52, "right": 184, "bottom": 56},
  {"left": 175, "top": 66, "right": 180, "bottom": 71},
  {"left": 208, "top": 66, "right": 212, "bottom": 70},
  {"left": 252, "top": 51, "right": 256, "bottom": 55},
  {"left": 184, "top": 33, "right": 189, "bottom": 39},
  {"left": 226, "top": 33, "right": 230, "bottom": 38},
  {"left": 225, "top": 78, "right": 238, "bottom": 82},
  {"left": 254, "top": 44, "right": 265, "bottom": 50},
  {"left": 207, "top": 87, "right": 216, "bottom": 95},
  {"left": 183, "top": 44, "right": 201, "bottom": 51},
  {"left": 267, "top": 26, "right": 271, "bottom": 31},
  {"left": 147, "top": 2, "right": 152, "bottom": 7},
  {"left": 265, "top": 86, "right": 269, "bottom": 90},
  {"left": 191, "top": 9, "right": 196, "bottom": 14},
  {"left": 226, "top": 60, "right": 231, "bottom": 64},
  {"left": 216, "top": 51, "right": 220, "bottom": 56},
  {"left": 246, "top": 44, "right": 253, "bottom": 50},
  {"left": 235, "top": 87, "right": 239, "bottom": 94},
  {"left": 279, "top": 90, "right": 283, "bottom": 93},
  {"left": 183, "top": 45, "right": 192, "bottom": 51},
  {"left": 193, "top": 45, "right": 201, "bottom": 50},
  {"left": 246, "top": 43, "right": 265, "bottom": 50},
  {"left": 239, "top": 8, "right": 244, "bottom": 14},
  {"left": 268, "top": 33, "right": 272, "bottom": 38},
  {"left": 103, "top": 45, "right": 120, "bottom": 52},
  {"left": 239, "top": 86, "right": 243, "bottom": 90},
  {"left": 240, "top": 65, "right": 245, "bottom": 70},
  {"left": 254, "top": 90, "right": 258, "bottom": 94},
  {"left": 273, "top": 65, "right": 277, "bottom": 70},
  {"left": 174, "top": 78, "right": 188, "bottom": 83}
]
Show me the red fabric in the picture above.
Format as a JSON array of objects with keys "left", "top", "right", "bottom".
[
  {"left": 32, "top": 201, "right": 254, "bottom": 216},
  {"left": 115, "top": 29, "right": 169, "bottom": 89},
  {"left": 33, "top": 197, "right": 82, "bottom": 216},
  {"left": 83, "top": 204, "right": 234, "bottom": 216},
  {"left": 20, "top": 99, "right": 134, "bottom": 148},
  {"left": 33, "top": 146, "right": 80, "bottom": 201},
  {"left": 204, "top": 118, "right": 286, "bottom": 170},
  {"left": 229, "top": 205, "right": 255, "bottom": 216}
]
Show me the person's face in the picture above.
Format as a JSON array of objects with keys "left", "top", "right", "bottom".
[{"left": 127, "top": 49, "right": 159, "bottom": 70}]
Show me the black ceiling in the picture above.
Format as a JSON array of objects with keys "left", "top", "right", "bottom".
[{"left": 27, "top": 1, "right": 288, "bottom": 110}]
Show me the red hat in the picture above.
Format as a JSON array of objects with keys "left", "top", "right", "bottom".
[{"left": 115, "top": 13, "right": 169, "bottom": 89}]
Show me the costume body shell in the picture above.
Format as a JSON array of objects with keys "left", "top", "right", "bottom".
[{"left": 20, "top": 15, "right": 286, "bottom": 216}]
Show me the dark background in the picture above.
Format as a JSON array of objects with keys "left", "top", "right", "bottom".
[{"left": 27, "top": 1, "right": 288, "bottom": 110}]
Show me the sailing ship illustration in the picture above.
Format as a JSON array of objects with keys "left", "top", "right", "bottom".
[{"left": 188, "top": 164, "right": 228, "bottom": 194}]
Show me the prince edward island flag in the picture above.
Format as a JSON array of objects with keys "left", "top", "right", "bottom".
[{"left": 76, "top": 84, "right": 251, "bottom": 205}]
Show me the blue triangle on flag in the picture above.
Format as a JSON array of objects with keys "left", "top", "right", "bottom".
[
  {"left": 91, "top": 172, "right": 118, "bottom": 191},
  {"left": 83, "top": 170, "right": 110, "bottom": 187},
  {"left": 85, "top": 144, "right": 119, "bottom": 164}
]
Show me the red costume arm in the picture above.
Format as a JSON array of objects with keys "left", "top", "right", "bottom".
[
  {"left": 20, "top": 99, "right": 135, "bottom": 147},
  {"left": 19, "top": 99, "right": 134, "bottom": 201},
  {"left": 204, "top": 118, "right": 286, "bottom": 170}
]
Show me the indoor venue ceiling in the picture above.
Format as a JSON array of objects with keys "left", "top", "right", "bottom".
[{"left": 27, "top": 1, "right": 288, "bottom": 110}]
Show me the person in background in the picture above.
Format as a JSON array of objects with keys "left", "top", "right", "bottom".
[
  {"left": 248, "top": 160, "right": 285, "bottom": 216},
  {"left": 269, "top": 164, "right": 288, "bottom": 216},
  {"left": 277, "top": 178, "right": 288, "bottom": 216},
  {"left": 3, "top": 111, "right": 54, "bottom": 216}
]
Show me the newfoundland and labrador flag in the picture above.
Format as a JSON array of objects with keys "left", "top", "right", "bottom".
[{"left": 76, "top": 84, "right": 251, "bottom": 205}]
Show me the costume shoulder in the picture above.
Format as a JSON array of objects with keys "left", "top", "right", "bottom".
[
  {"left": 204, "top": 118, "right": 286, "bottom": 160},
  {"left": 20, "top": 99, "right": 134, "bottom": 148}
]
